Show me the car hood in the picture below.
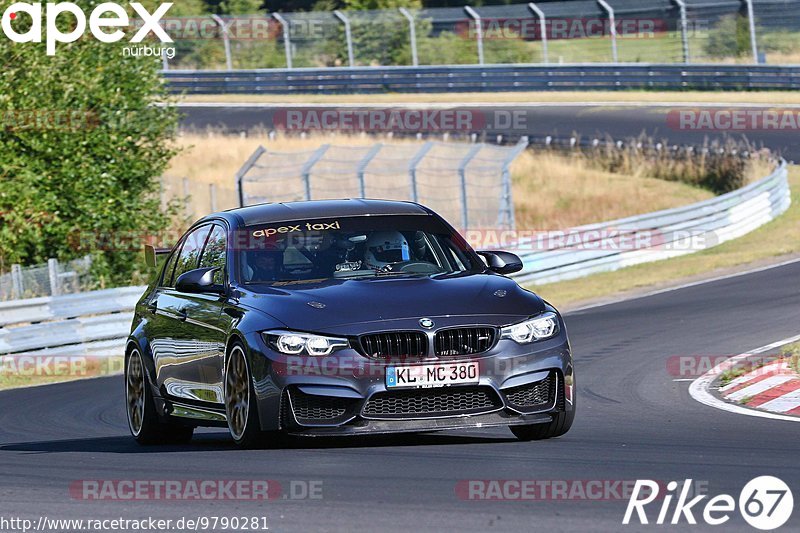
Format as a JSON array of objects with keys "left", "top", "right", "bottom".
[{"left": 236, "top": 273, "right": 545, "bottom": 333}]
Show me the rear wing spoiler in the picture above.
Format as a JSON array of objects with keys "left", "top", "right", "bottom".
[{"left": 144, "top": 244, "right": 172, "bottom": 268}]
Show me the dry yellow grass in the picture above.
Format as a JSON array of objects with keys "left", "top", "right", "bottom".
[
  {"left": 0, "top": 356, "right": 124, "bottom": 391},
  {"left": 166, "top": 133, "right": 712, "bottom": 229},
  {"left": 533, "top": 166, "right": 799, "bottom": 308},
  {"left": 510, "top": 150, "right": 713, "bottom": 229}
]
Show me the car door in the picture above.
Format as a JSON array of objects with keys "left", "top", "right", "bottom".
[
  {"left": 152, "top": 224, "right": 215, "bottom": 403},
  {"left": 175, "top": 223, "right": 232, "bottom": 405}
]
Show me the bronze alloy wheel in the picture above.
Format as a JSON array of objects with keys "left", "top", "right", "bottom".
[
  {"left": 126, "top": 349, "right": 146, "bottom": 437},
  {"left": 225, "top": 345, "right": 251, "bottom": 442}
]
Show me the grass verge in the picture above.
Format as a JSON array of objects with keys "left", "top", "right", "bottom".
[
  {"left": 719, "top": 359, "right": 770, "bottom": 388},
  {"left": 783, "top": 342, "right": 800, "bottom": 375},
  {"left": 0, "top": 356, "right": 124, "bottom": 391},
  {"left": 180, "top": 91, "right": 800, "bottom": 106},
  {"left": 532, "top": 166, "right": 799, "bottom": 309}
]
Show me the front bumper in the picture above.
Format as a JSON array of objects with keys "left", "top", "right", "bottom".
[{"left": 245, "top": 326, "right": 575, "bottom": 435}]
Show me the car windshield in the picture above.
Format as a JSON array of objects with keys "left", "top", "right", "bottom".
[{"left": 238, "top": 214, "right": 481, "bottom": 284}]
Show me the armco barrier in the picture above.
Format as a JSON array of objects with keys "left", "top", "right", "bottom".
[
  {"left": 163, "top": 64, "right": 800, "bottom": 94},
  {"left": 513, "top": 161, "right": 790, "bottom": 285},
  {"left": 0, "top": 286, "right": 146, "bottom": 357},
  {"left": 0, "top": 161, "right": 790, "bottom": 356},
  {"left": 0, "top": 286, "right": 144, "bottom": 328}
]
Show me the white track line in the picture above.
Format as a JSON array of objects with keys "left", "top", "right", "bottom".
[{"left": 688, "top": 334, "right": 800, "bottom": 423}]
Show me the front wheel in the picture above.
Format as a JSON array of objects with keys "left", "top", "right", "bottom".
[
  {"left": 512, "top": 387, "right": 576, "bottom": 441},
  {"left": 225, "top": 343, "right": 273, "bottom": 448},
  {"left": 511, "top": 407, "right": 574, "bottom": 441},
  {"left": 126, "top": 348, "right": 193, "bottom": 445}
]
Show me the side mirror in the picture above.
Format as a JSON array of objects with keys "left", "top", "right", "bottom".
[
  {"left": 175, "top": 267, "right": 224, "bottom": 294},
  {"left": 478, "top": 251, "right": 524, "bottom": 275},
  {"left": 144, "top": 244, "right": 171, "bottom": 268}
]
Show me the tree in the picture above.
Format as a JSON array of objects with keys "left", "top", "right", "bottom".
[
  {"left": 0, "top": 0, "right": 179, "bottom": 285},
  {"left": 703, "top": 14, "right": 752, "bottom": 59}
]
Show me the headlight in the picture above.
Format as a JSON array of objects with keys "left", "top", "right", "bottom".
[
  {"left": 500, "top": 312, "right": 559, "bottom": 344},
  {"left": 263, "top": 330, "right": 349, "bottom": 356}
]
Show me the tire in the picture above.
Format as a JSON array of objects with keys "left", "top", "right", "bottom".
[
  {"left": 511, "top": 407, "right": 574, "bottom": 441},
  {"left": 512, "top": 373, "right": 576, "bottom": 441},
  {"left": 225, "top": 343, "right": 272, "bottom": 448},
  {"left": 125, "top": 348, "right": 194, "bottom": 445}
]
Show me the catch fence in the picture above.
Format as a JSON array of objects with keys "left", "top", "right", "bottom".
[
  {"left": 161, "top": 0, "right": 800, "bottom": 70},
  {"left": 0, "top": 257, "right": 92, "bottom": 301},
  {"left": 234, "top": 140, "right": 529, "bottom": 231}
]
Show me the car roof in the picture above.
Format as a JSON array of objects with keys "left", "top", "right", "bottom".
[{"left": 201, "top": 199, "right": 432, "bottom": 228}]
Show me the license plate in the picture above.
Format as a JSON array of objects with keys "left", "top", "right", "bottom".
[{"left": 386, "top": 362, "right": 479, "bottom": 389}]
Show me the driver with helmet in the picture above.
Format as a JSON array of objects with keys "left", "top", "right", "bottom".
[{"left": 363, "top": 231, "right": 411, "bottom": 271}]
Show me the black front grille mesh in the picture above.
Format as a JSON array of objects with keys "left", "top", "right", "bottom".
[
  {"left": 290, "top": 390, "right": 353, "bottom": 423},
  {"left": 359, "top": 331, "right": 428, "bottom": 358},
  {"left": 363, "top": 386, "right": 501, "bottom": 418},
  {"left": 504, "top": 372, "right": 556, "bottom": 409},
  {"left": 434, "top": 327, "right": 495, "bottom": 356}
]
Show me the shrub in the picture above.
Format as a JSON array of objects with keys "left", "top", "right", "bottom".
[
  {"left": 0, "top": 0, "right": 178, "bottom": 286},
  {"left": 564, "top": 136, "right": 760, "bottom": 195}
]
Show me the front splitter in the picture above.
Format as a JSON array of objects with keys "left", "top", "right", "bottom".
[{"left": 286, "top": 410, "right": 553, "bottom": 437}]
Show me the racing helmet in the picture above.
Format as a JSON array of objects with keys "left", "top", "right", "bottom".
[
  {"left": 247, "top": 243, "right": 284, "bottom": 281},
  {"left": 364, "top": 231, "right": 411, "bottom": 269}
]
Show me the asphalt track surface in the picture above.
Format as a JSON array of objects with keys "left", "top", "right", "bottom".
[
  {"left": 177, "top": 104, "right": 800, "bottom": 161},
  {"left": 2, "top": 260, "right": 799, "bottom": 532}
]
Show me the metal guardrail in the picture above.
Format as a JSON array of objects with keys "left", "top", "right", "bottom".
[
  {"left": 0, "top": 314, "right": 134, "bottom": 355},
  {"left": 514, "top": 161, "right": 791, "bottom": 285},
  {"left": 0, "top": 161, "right": 790, "bottom": 355},
  {"left": 163, "top": 64, "right": 800, "bottom": 94},
  {"left": 0, "top": 286, "right": 146, "bottom": 356},
  {"left": 0, "top": 286, "right": 144, "bottom": 328}
]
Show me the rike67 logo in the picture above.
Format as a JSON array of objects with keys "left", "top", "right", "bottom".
[
  {"left": 624, "top": 476, "right": 794, "bottom": 530},
  {"left": 1, "top": 2, "right": 173, "bottom": 55}
]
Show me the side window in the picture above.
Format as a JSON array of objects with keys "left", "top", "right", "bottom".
[
  {"left": 436, "top": 235, "right": 470, "bottom": 271},
  {"left": 199, "top": 225, "right": 227, "bottom": 285},
  {"left": 173, "top": 225, "right": 212, "bottom": 285},
  {"left": 160, "top": 248, "right": 180, "bottom": 288}
]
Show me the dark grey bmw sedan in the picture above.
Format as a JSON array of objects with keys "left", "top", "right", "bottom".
[{"left": 126, "top": 199, "right": 575, "bottom": 447}]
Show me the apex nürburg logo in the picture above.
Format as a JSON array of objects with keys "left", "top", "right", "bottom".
[{"left": 1, "top": 2, "right": 173, "bottom": 55}]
